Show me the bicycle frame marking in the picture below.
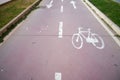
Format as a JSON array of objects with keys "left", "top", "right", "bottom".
[
  {"left": 72, "top": 27, "right": 105, "bottom": 49},
  {"left": 78, "top": 28, "right": 95, "bottom": 43}
]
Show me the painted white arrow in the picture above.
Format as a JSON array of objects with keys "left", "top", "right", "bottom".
[
  {"left": 46, "top": 0, "right": 53, "bottom": 8},
  {"left": 70, "top": 0, "right": 77, "bottom": 9}
]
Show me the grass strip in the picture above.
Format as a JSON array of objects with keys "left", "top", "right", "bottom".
[
  {"left": 0, "top": 0, "right": 38, "bottom": 43},
  {"left": 89, "top": 0, "right": 120, "bottom": 27},
  {"left": 0, "top": 0, "right": 37, "bottom": 29}
]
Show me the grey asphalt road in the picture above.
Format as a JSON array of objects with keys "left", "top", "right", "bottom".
[
  {"left": 0, "top": 0, "right": 10, "bottom": 5},
  {"left": 0, "top": 0, "right": 120, "bottom": 80}
]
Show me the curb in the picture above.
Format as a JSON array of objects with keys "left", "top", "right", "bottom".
[
  {"left": 0, "top": 0, "right": 41, "bottom": 36},
  {"left": 0, "top": 0, "right": 11, "bottom": 6},
  {"left": 84, "top": 0, "right": 120, "bottom": 35}
]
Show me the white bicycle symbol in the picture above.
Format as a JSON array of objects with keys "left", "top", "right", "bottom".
[{"left": 72, "top": 27, "right": 105, "bottom": 49}]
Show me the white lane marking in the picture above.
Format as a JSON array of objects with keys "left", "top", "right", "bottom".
[
  {"left": 72, "top": 27, "right": 105, "bottom": 49},
  {"left": 55, "top": 72, "right": 62, "bottom": 80},
  {"left": 61, "top": 0, "right": 64, "bottom": 2},
  {"left": 60, "top": 5, "right": 63, "bottom": 13},
  {"left": 58, "top": 21, "right": 63, "bottom": 38},
  {"left": 46, "top": 0, "right": 53, "bottom": 8},
  {"left": 70, "top": 0, "right": 77, "bottom": 9}
]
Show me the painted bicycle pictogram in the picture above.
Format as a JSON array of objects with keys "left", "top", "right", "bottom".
[{"left": 72, "top": 27, "right": 105, "bottom": 49}]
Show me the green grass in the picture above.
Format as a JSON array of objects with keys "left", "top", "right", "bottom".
[
  {"left": 0, "top": 0, "right": 37, "bottom": 43},
  {"left": 0, "top": 0, "right": 37, "bottom": 29},
  {"left": 89, "top": 0, "right": 120, "bottom": 27}
]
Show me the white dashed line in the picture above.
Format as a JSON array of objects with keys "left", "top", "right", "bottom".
[
  {"left": 61, "top": 0, "right": 64, "bottom": 2},
  {"left": 58, "top": 21, "right": 63, "bottom": 38},
  {"left": 60, "top": 5, "right": 63, "bottom": 13},
  {"left": 55, "top": 72, "right": 62, "bottom": 80}
]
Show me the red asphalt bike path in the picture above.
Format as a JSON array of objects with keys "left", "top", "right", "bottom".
[{"left": 0, "top": 0, "right": 120, "bottom": 80}]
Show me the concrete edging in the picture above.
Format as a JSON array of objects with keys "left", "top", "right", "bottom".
[
  {"left": 84, "top": 0, "right": 120, "bottom": 35},
  {"left": 0, "top": 0, "right": 41, "bottom": 36}
]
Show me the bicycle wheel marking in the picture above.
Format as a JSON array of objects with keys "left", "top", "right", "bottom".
[
  {"left": 72, "top": 27, "right": 105, "bottom": 49},
  {"left": 72, "top": 34, "right": 83, "bottom": 49},
  {"left": 92, "top": 34, "right": 105, "bottom": 49}
]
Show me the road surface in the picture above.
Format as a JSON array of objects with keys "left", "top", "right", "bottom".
[
  {"left": 0, "top": 0, "right": 120, "bottom": 80},
  {"left": 0, "top": 0, "right": 10, "bottom": 5}
]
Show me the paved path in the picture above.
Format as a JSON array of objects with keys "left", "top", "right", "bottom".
[
  {"left": 114, "top": 0, "right": 120, "bottom": 2},
  {"left": 0, "top": 0, "right": 120, "bottom": 80},
  {"left": 0, "top": 0, "right": 10, "bottom": 5}
]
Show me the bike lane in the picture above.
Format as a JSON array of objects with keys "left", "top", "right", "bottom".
[{"left": 0, "top": 0, "right": 120, "bottom": 80}]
